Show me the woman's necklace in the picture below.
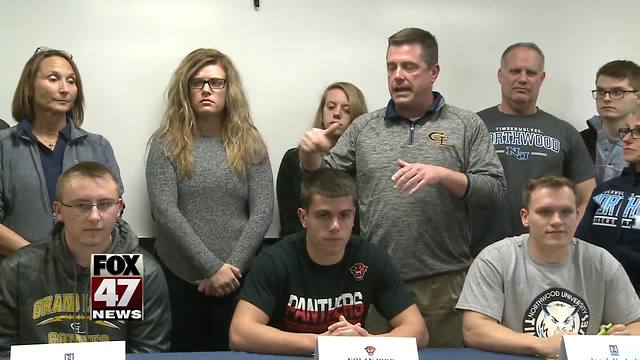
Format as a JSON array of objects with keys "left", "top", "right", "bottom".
[{"left": 33, "top": 130, "right": 59, "bottom": 150}]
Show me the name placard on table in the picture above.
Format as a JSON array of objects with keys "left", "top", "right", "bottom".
[
  {"left": 314, "top": 336, "right": 418, "bottom": 360},
  {"left": 560, "top": 335, "right": 640, "bottom": 360},
  {"left": 10, "top": 340, "right": 125, "bottom": 360}
]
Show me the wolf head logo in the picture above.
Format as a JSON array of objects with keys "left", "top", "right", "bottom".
[{"left": 536, "top": 301, "right": 580, "bottom": 338}]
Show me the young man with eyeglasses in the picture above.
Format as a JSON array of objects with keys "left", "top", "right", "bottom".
[
  {"left": 469, "top": 42, "right": 595, "bottom": 257},
  {"left": 580, "top": 60, "right": 640, "bottom": 184},
  {"left": 577, "top": 112, "right": 640, "bottom": 294},
  {"left": 0, "top": 162, "right": 170, "bottom": 356}
]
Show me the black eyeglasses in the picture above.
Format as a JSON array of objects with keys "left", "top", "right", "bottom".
[
  {"left": 592, "top": 89, "right": 638, "bottom": 100},
  {"left": 618, "top": 127, "right": 640, "bottom": 140},
  {"left": 61, "top": 199, "right": 122, "bottom": 215},
  {"left": 188, "top": 78, "right": 226, "bottom": 91},
  {"left": 34, "top": 46, "right": 73, "bottom": 59}
]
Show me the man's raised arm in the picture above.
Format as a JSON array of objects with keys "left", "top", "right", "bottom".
[{"left": 298, "top": 124, "right": 341, "bottom": 171}]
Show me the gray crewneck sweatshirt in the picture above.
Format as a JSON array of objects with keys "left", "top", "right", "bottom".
[{"left": 146, "top": 135, "right": 274, "bottom": 282}]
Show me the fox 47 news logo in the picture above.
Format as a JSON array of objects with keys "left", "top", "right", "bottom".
[{"left": 91, "top": 254, "right": 144, "bottom": 320}]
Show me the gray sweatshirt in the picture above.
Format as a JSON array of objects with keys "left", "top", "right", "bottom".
[
  {"left": 0, "top": 219, "right": 171, "bottom": 355},
  {"left": 146, "top": 135, "right": 274, "bottom": 282}
]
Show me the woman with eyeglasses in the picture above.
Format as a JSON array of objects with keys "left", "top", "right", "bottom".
[
  {"left": 576, "top": 111, "right": 640, "bottom": 295},
  {"left": 146, "top": 48, "right": 273, "bottom": 351},
  {"left": 276, "top": 82, "right": 367, "bottom": 237},
  {"left": 0, "top": 47, "right": 121, "bottom": 257}
]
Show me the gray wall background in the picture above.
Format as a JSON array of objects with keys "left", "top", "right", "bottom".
[{"left": 0, "top": 0, "right": 637, "bottom": 237}]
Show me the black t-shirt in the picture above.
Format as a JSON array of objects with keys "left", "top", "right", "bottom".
[{"left": 239, "top": 232, "right": 413, "bottom": 334}]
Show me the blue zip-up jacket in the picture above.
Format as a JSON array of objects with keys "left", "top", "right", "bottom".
[
  {"left": 576, "top": 165, "right": 640, "bottom": 293},
  {"left": 0, "top": 122, "right": 122, "bottom": 244}
]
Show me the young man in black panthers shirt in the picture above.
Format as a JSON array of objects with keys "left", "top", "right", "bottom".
[{"left": 230, "top": 168, "right": 428, "bottom": 355}]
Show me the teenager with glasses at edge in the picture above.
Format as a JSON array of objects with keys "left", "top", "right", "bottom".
[
  {"left": 276, "top": 82, "right": 367, "bottom": 237},
  {"left": 0, "top": 162, "right": 170, "bottom": 356},
  {"left": 0, "top": 47, "right": 122, "bottom": 259},
  {"left": 146, "top": 48, "right": 273, "bottom": 351},
  {"left": 581, "top": 60, "right": 640, "bottom": 184},
  {"left": 576, "top": 110, "right": 640, "bottom": 295}
]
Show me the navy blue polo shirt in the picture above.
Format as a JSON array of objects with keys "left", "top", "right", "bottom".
[
  {"left": 384, "top": 91, "right": 443, "bottom": 122},
  {"left": 19, "top": 119, "right": 72, "bottom": 209}
]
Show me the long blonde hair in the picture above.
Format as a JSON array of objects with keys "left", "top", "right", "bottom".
[{"left": 151, "top": 48, "right": 267, "bottom": 178}]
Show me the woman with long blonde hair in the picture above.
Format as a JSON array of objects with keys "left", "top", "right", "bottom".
[
  {"left": 146, "top": 48, "right": 273, "bottom": 351},
  {"left": 276, "top": 82, "right": 367, "bottom": 236}
]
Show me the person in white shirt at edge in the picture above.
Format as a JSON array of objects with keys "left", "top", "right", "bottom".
[
  {"left": 229, "top": 169, "right": 428, "bottom": 355},
  {"left": 457, "top": 175, "right": 640, "bottom": 359}
]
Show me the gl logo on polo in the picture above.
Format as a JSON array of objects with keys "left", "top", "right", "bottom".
[
  {"left": 427, "top": 131, "right": 454, "bottom": 148},
  {"left": 91, "top": 254, "right": 144, "bottom": 320}
]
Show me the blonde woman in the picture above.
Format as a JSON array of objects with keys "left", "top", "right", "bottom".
[
  {"left": 146, "top": 48, "right": 273, "bottom": 351},
  {"left": 276, "top": 82, "right": 367, "bottom": 236},
  {"left": 0, "top": 47, "right": 121, "bottom": 257}
]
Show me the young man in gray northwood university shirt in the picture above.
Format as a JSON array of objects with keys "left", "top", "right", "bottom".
[{"left": 457, "top": 175, "right": 640, "bottom": 359}]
